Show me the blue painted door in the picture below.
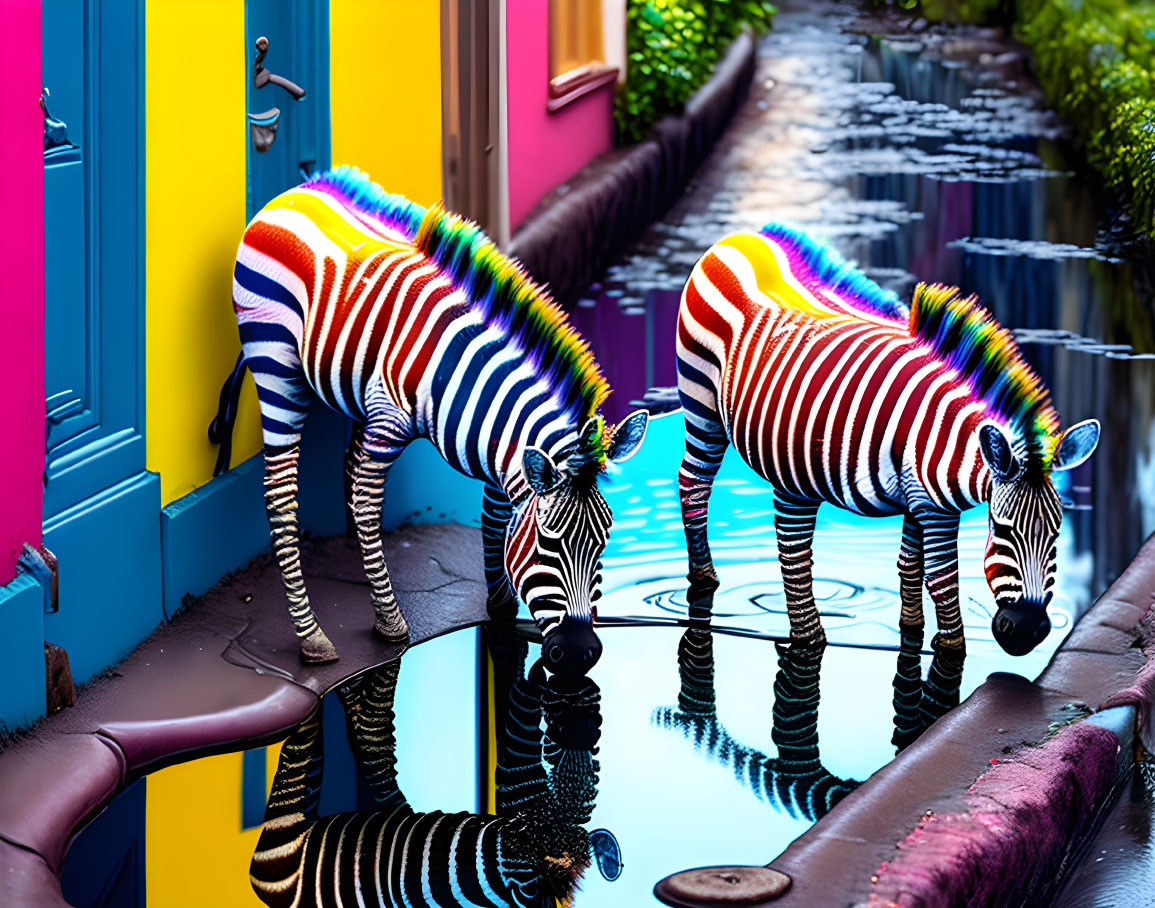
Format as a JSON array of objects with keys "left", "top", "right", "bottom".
[
  {"left": 40, "top": 1, "right": 161, "bottom": 687},
  {"left": 245, "top": 0, "right": 331, "bottom": 219},
  {"left": 41, "top": 0, "right": 146, "bottom": 517}
]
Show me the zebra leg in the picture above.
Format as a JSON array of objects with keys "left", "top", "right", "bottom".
[
  {"left": 250, "top": 706, "right": 322, "bottom": 905},
  {"left": 679, "top": 413, "right": 728, "bottom": 605},
  {"left": 343, "top": 421, "right": 367, "bottom": 536},
  {"left": 481, "top": 485, "right": 517, "bottom": 620},
  {"left": 897, "top": 514, "right": 925, "bottom": 633},
  {"left": 265, "top": 444, "right": 338, "bottom": 663},
  {"left": 335, "top": 660, "right": 410, "bottom": 815},
  {"left": 351, "top": 426, "right": 410, "bottom": 643},
  {"left": 773, "top": 493, "right": 826, "bottom": 646},
  {"left": 891, "top": 514, "right": 926, "bottom": 747},
  {"left": 919, "top": 511, "right": 966, "bottom": 654}
]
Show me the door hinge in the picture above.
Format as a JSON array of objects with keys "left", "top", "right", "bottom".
[{"left": 18, "top": 543, "right": 59, "bottom": 613}]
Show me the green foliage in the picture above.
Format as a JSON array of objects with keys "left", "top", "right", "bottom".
[
  {"left": 1016, "top": 0, "right": 1155, "bottom": 236},
  {"left": 615, "top": 0, "right": 777, "bottom": 145},
  {"left": 873, "top": 0, "right": 1006, "bottom": 19},
  {"left": 918, "top": 0, "right": 1007, "bottom": 23}
]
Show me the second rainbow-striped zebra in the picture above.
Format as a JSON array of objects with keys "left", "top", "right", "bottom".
[{"left": 676, "top": 225, "right": 1099, "bottom": 656}]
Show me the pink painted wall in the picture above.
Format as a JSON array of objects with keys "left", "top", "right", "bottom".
[
  {"left": 0, "top": 0, "right": 45, "bottom": 582},
  {"left": 507, "top": 0, "right": 615, "bottom": 231}
]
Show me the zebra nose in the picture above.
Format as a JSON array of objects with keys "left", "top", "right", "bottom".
[
  {"left": 992, "top": 603, "right": 1051, "bottom": 656},
  {"left": 545, "top": 641, "right": 566, "bottom": 667},
  {"left": 545, "top": 622, "right": 602, "bottom": 675}
]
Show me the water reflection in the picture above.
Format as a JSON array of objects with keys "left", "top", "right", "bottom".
[
  {"left": 653, "top": 612, "right": 964, "bottom": 817},
  {"left": 251, "top": 641, "right": 608, "bottom": 908},
  {"left": 654, "top": 619, "right": 858, "bottom": 820},
  {"left": 890, "top": 627, "right": 965, "bottom": 752}
]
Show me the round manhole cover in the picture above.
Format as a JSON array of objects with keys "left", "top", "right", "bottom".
[{"left": 655, "top": 865, "right": 792, "bottom": 905}]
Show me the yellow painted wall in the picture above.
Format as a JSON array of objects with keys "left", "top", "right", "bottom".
[
  {"left": 330, "top": 0, "right": 443, "bottom": 206},
  {"left": 146, "top": 746, "right": 280, "bottom": 907},
  {"left": 146, "top": 0, "right": 262, "bottom": 506}
]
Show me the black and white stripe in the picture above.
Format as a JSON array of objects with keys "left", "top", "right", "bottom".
[{"left": 251, "top": 652, "right": 600, "bottom": 908}]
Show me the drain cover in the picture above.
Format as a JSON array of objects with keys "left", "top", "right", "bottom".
[{"left": 655, "top": 866, "right": 792, "bottom": 905}]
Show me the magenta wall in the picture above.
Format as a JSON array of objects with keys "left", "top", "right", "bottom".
[
  {"left": 506, "top": 0, "right": 615, "bottom": 231},
  {"left": 0, "top": 0, "right": 45, "bottom": 582}
]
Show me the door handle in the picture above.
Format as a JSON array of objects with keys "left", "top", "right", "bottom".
[
  {"left": 41, "top": 88, "right": 80, "bottom": 162},
  {"left": 253, "top": 36, "right": 306, "bottom": 100}
]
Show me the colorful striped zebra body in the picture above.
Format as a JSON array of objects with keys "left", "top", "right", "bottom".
[
  {"left": 217, "top": 167, "right": 647, "bottom": 668},
  {"left": 677, "top": 226, "right": 1100, "bottom": 655},
  {"left": 251, "top": 655, "right": 602, "bottom": 908}
]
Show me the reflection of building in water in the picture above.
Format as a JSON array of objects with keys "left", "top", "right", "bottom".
[
  {"left": 654, "top": 624, "right": 858, "bottom": 821},
  {"left": 250, "top": 647, "right": 603, "bottom": 907}
]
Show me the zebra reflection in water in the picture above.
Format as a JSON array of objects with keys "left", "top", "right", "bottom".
[
  {"left": 251, "top": 644, "right": 604, "bottom": 907},
  {"left": 654, "top": 615, "right": 965, "bottom": 819}
]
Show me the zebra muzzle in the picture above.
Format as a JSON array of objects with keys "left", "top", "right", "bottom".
[
  {"left": 544, "top": 621, "right": 603, "bottom": 675},
  {"left": 992, "top": 601, "right": 1051, "bottom": 656}
]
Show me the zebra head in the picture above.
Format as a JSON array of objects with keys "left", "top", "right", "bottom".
[
  {"left": 507, "top": 410, "right": 649, "bottom": 675},
  {"left": 979, "top": 418, "right": 1100, "bottom": 656}
]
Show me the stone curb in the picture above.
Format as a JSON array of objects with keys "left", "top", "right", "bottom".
[{"left": 0, "top": 526, "right": 490, "bottom": 906}]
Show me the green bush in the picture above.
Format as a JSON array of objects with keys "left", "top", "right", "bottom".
[
  {"left": 917, "top": 0, "right": 1009, "bottom": 24},
  {"left": 615, "top": 0, "right": 777, "bottom": 145},
  {"left": 909, "top": 0, "right": 1155, "bottom": 236},
  {"left": 1016, "top": 0, "right": 1155, "bottom": 235}
]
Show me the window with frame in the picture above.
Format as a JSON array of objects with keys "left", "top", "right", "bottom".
[
  {"left": 549, "top": 0, "right": 604, "bottom": 78},
  {"left": 547, "top": 0, "right": 617, "bottom": 110}
]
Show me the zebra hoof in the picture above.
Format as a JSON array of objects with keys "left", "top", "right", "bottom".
[
  {"left": 931, "top": 632, "right": 966, "bottom": 655},
  {"left": 300, "top": 628, "right": 339, "bottom": 665},
  {"left": 373, "top": 618, "right": 410, "bottom": 645},
  {"left": 788, "top": 629, "right": 827, "bottom": 651}
]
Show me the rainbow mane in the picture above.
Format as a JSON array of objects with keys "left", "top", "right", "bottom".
[
  {"left": 909, "top": 283, "right": 1060, "bottom": 468},
  {"left": 305, "top": 167, "right": 610, "bottom": 430},
  {"left": 415, "top": 203, "right": 610, "bottom": 426},
  {"left": 758, "top": 224, "right": 908, "bottom": 323},
  {"left": 303, "top": 165, "right": 427, "bottom": 243}
]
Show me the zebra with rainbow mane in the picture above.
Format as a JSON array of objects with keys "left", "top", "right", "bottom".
[
  {"left": 212, "top": 166, "right": 647, "bottom": 669},
  {"left": 676, "top": 226, "right": 1099, "bottom": 656}
]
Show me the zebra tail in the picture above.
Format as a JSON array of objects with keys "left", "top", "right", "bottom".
[{"left": 209, "top": 352, "right": 247, "bottom": 476}]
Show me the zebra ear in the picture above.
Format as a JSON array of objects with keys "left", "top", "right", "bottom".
[
  {"left": 608, "top": 410, "right": 649, "bottom": 463},
  {"left": 1053, "top": 419, "right": 1100, "bottom": 472},
  {"left": 978, "top": 420, "right": 1017, "bottom": 481},
  {"left": 523, "top": 446, "right": 562, "bottom": 495}
]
